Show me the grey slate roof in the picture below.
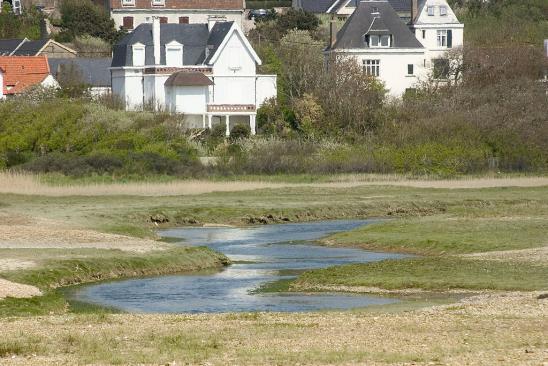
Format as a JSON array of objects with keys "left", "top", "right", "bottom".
[
  {"left": 49, "top": 58, "right": 112, "bottom": 87},
  {"left": 111, "top": 22, "right": 233, "bottom": 67},
  {"left": 11, "top": 39, "right": 49, "bottom": 56},
  {"left": 330, "top": 0, "right": 423, "bottom": 49},
  {"left": 0, "top": 39, "right": 25, "bottom": 56},
  {"left": 299, "top": 0, "right": 412, "bottom": 13},
  {"left": 204, "top": 22, "right": 233, "bottom": 64}
]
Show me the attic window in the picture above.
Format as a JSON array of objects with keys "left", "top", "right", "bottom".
[
  {"left": 132, "top": 44, "right": 145, "bottom": 66},
  {"left": 369, "top": 35, "right": 391, "bottom": 48},
  {"left": 122, "top": 0, "right": 135, "bottom": 7},
  {"left": 440, "top": 6, "right": 447, "bottom": 16},
  {"left": 427, "top": 6, "right": 435, "bottom": 16},
  {"left": 371, "top": 6, "right": 379, "bottom": 14},
  {"left": 165, "top": 41, "right": 183, "bottom": 67}
]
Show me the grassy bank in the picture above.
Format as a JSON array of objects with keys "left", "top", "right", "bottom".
[
  {"left": 293, "top": 257, "right": 548, "bottom": 292},
  {"left": 0, "top": 247, "right": 229, "bottom": 316}
]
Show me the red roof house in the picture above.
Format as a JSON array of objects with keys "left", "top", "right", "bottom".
[{"left": 0, "top": 55, "right": 57, "bottom": 95}]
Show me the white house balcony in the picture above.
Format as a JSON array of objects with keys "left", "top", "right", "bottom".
[{"left": 207, "top": 104, "right": 256, "bottom": 113}]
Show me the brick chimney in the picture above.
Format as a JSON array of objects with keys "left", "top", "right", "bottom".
[
  {"left": 411, "top": 0, "right": 418, "bottom": 23},
  {"left": 152, "top": 16, "right": 161, "bottom": 65}
]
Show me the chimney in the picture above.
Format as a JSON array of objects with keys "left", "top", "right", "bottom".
[
  {"left": 152, "top": 16, "right": 161, "bottom": 65},
  {"left": 329, "top": 19, "right": 337, "bottom": 48},
  {"left": 411, "top": 0, "right": 418, "bottom": 24}
]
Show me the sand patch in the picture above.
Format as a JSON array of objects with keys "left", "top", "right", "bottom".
[
  {"left": 0, "top": 279, "right": 41, "bottom": 300},
  {"left": 462, "top": 246, "right": 548, "bottom": 265},
  {"left": 0, "top": 224, "right": 167, "bottom": 253}
]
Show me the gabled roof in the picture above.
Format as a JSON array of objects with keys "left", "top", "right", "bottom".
[
  {"left": 112, "top": 23, "right": 211, "bottom": 67},
  {"left": 0, "top": 39, "right": 25, "bottom": 56},
  {"left": 204, "top": 22, "right": 261, "bottom": 66},
  {"left": 299, "top": 0, "right": 412, "bottom": 14},
  {"left": 0, "top": 38, "right": 77, "bottom": 57},
  {"left": 0, "top": 55, "right": 51, "bottom": 95},
  {"left": 330, "top": 0, "right": 423, "bottom": 49},
  {"left": 48, "top": 58, "right": 112, "bottom": 87},
  {"left": 111, "top": 21, "right": 260, "bottom": 68}
]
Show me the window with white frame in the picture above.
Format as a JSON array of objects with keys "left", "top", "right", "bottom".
[
  {"left": 439, "top": 6, "right": 447, "bottom": 16},
  {"left": 132, "top": 43, "right": 145, "bottom": 66},
  {"left": 122, "top": 0, "right": 135, "bottom": 6},
  {"left": 363, "top": 60, "right": 380, "bottom": 77},
  {"left": 427, "top": 6, "right": 434, "bottom": 16},
  {"left": 165, "top": 41, "right": 183, "bottom": 67},
  {"left": 437, "top": 30, "right": 447, "bottom": 47},
  {"left": 151, "top": 0, "right": 165, "bottom": 6},
  {"left": 368, "top": 34, "right": 391, "bottom": 48}
]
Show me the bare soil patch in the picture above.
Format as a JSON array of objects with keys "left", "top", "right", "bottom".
[
  {"left": 0, "top": 279, "right": 41, "bottom": 300},
  {"left": 0, "top": 223, "right": 167, "bottom": 253},
  {"left": 462, "top": 246, "right": 548, "bottom": 265}
]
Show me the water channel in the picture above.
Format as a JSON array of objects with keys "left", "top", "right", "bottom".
[{"left": 73, "top": 220, "right": 409, "bottom": 313}]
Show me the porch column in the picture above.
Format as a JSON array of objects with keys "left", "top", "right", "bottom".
[
  {"left": 250, "top": 114, "right": 257, "bottom": 136},
  {"left": 207, "top": 114, "right": 212, "bottom": 129},
  {"left": 225, "top": 115, "right": 230, "bottom": 136},
  {"left": 202, "top": 114, "right": 206, "bottom": 129}
]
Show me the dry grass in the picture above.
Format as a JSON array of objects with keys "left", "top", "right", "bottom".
[
  {"left": 0, "top": 172, "right": 546, "bottom": 197},
  {"left": 0, "top": 292, "right": 546, "bottom": 365}
]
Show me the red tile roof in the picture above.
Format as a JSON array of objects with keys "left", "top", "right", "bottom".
[{"left": 0, "top": 55, "right": 51, "bottom": 95}]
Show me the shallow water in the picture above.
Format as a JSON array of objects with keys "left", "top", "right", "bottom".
[{"left": 74, "top": 220, "right": 408, "bottom": 313}]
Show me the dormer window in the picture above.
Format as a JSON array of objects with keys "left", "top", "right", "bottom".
[
  {"left": 132, "top": 43, "right": 145, "bottom": 66},
  {"left": 427, "top": 6, "right": 435, "bottom": 16},
  {"left": 368, "top": 34, "right": 391, "bottom": 48},
  {"left": 439, "top": 6, "right": 447, "bottom": 16},
  {"left": 165, "top": 41, "right": 183, "bottom": 67},
  {"left": 122, "top": 0, "right": 135, "bottom": 7},
  {"left": 151, "top": 0, "right": 165, "bottom": 6}
]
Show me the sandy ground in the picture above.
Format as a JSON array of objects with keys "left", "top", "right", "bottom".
[
  {"left": 1, "top": 173, "right": 546, "bottom": 197},
  {"left": 462, "top": 246, "right": 548, "bottom": 265},
  {"left": 0, "top": 292, "right": 546, "bottom": 365},
  {"left": 0, "top": 279, "right": 41, "bottom": 299},
  {"left": 0, "top": 224, "right": 166, "bottom": 253}
]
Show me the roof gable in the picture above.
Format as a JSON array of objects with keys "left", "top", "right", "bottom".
[
  {"left": 205, "top": 22, "right": 261, "bottom": 66},
  {"left": 331, "top": 0, "right": 423, "bottom": 49},
  {"left": 414, "top": 0, "right": 460, "bottom": 25},
  {"left": 0, "top": 55, "right": 51, "bottom": 95}
]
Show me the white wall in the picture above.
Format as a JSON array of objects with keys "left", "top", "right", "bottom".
[
  {"left": 112, "top": 10, "right": 243, "bottom": 30},
  {"left": 344, "top": 51, "right": 426, "bottom": 96},
  {"left": 41, "top": 75, "right": 59, "bottom": 89},
  {"left": 166, "top": 85, "right": 209, "bottom": 114},
  {"left": 412, "top": 0, "right": 464, "bottom": 65},
  {"left": 255, "top": 75, "right": 277, "bottom": 106},
  {"left": 112, "top": 68, "right": 144, "bottom": 110},
  {"left": 211, "top": 30, "right": 258, "bottom": 106}
]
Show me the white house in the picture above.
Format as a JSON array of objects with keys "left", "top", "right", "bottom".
[
  {"left": 326, "top": 0, "right": 427, "bottom": 96},
  {"left": 410, "top": 0, "right": 464, "bottom": 78},
  {"left": 111, "top": 18, "right": 277, "bottom": 135},
  {"left": 110, "top": 0, "right": 245, "bottom": 31},
  {"left": 325, "top": 0, "right": 463, "bottom": 96}
]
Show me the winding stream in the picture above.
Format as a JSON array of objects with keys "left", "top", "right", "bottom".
[{"left": 73, "top": 220, "right": 408, "bottom": 313}]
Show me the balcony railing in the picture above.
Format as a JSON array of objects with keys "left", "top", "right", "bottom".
[{"left": 207, "top": 104, "right": 256, "bottom": 113}]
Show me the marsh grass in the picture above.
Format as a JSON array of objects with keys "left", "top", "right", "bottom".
[
  {"left": 0, "top": 171, "right": 546, "bottom": 197},
  {"left": 294, "top": 257, "right": 548, "bottom": 291}
]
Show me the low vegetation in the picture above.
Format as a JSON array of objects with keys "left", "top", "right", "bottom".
[{"left": 293, "top": 257, "right": 548, "bottom": 292}]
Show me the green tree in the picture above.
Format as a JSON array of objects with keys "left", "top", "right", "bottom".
[
  {"left": 58, "top": 0, "right": 121, "bottom": 43},
  {"left": 0, "top": 2, "right": 42, "bottom": 39}
]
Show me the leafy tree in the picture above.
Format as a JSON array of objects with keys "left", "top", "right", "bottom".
[
  {"left": 58, "top": 0, "right": 121, "bottom": 44},
  {"left": 0, "top": 2, "right": 42, "bottom": 39},
  {"left": 277, "top": 9, "right": 319, "bottom": 34}
]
